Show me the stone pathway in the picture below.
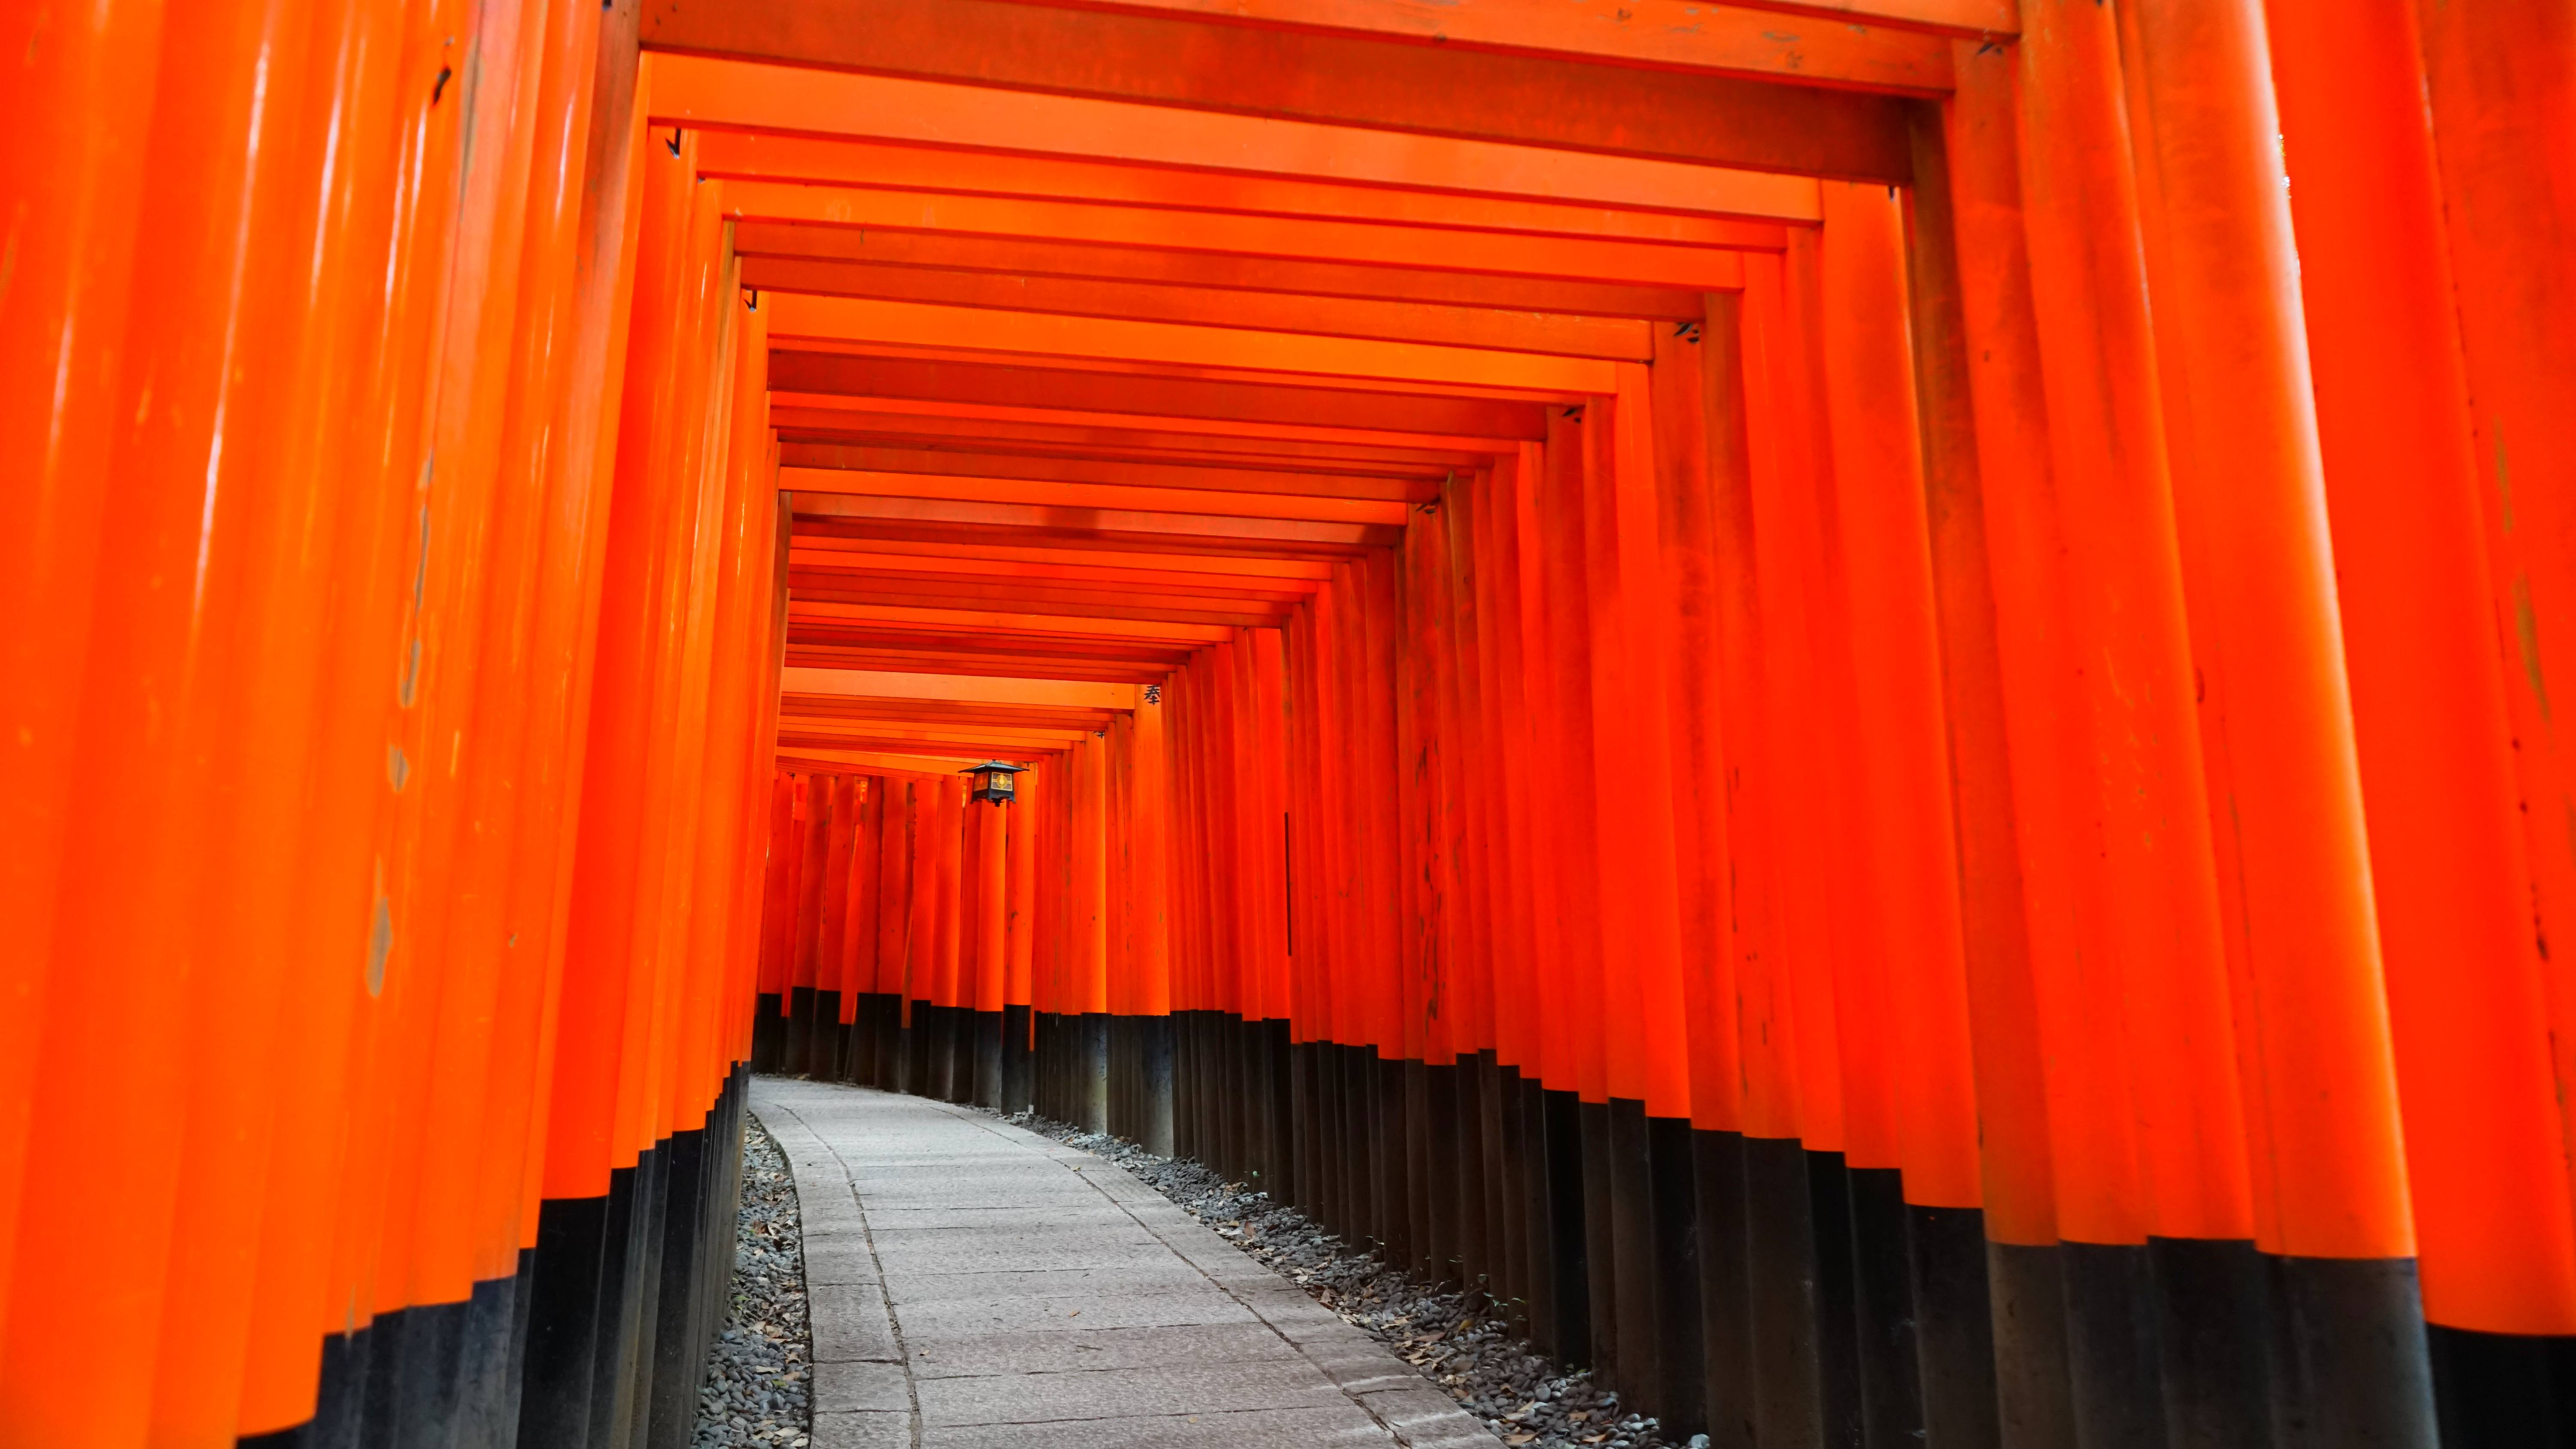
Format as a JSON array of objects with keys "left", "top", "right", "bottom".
[{"left": 753, "top": 1078, "right": 1505, "bottom": 1449}]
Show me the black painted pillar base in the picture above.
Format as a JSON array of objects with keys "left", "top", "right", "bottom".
[
  {"left": 2430, "top": 1322, "right": 2576, "bottom": 1448},
  {"left": 1324, "top": 1045, "right": 1357, "bottom": 1240},
  {"left": 1491, "top": 1061, "right": 1530, "bottom": 1332},
  {"left": 1577, "top": 1098, "right": 1620, "bottom": 1385},
  {"left": 1109, "top": 1014, "right": 1132, "bottom": 1137},
  {"left": 1001, "top": 1003, "right": 1033, "bottom": 1113},
  {"left": 2148, "top": 1237, "right": 2271, "bottom": 1449},
  {"left": 810, "top": 991, "right": 842, "bottom": 1079},
  {"left": 2059, "top": 1240, "right": 2165, "bottom": 1449},
  {"left": 750, "top": 993, "right": 784, "bottom": 1074},
  {"left": 1695, "top": 1128, "right": 1754, "bottom": 1449},
  {"left": 1079, "top": 1011, "right": 1111, "bottom": 1134},
  {"left": 1313, "top": 1043, "right": 1346, "bottom": 1234},
  {"left": 1139, "top": 1013, "right": 1175, "bottom": 1156},
  {"left": 1289, "top": 1040, "right": 1320, "bottom": 1221},
  {"left": 1410, "top": 1058, "right": 1441, "bottom": 1281},
  {"left": 1036, "top": 1011, "right": 1059, "bottom": 1118},
  {"left": 783, "top": 985, "right": 817, "bottom": 1077},
  {"left": 2267, "top": 1254, "right": 2437, "bottom": 1449},
  {"left": 1606, "top": 1098, "right": 1657, "bottom": 1413},
  {"left": 1260, "top": 1019, "right": 1294, "bottom": 1202},
  {"left": 932, "top": 1004, "right": 964, "bottom": 1103},
  {"left": 643, "top": 1125, "right": 708, "bottom": 1447},
  {"left": 513, "top": 1194, "right": 611, "bottom": 1449},
  {"left": 912, "top": 1009, "right": 943, "bottom": 1101},
  {"left": 1424, "top": 1060, "right": 1460, "bottom": 1287},
  {"left": 894, "top": 1003, "right": 919, "bottom": 1097},
  {"left": 1540, "top": 1087, "right": 1589, "bottom": 1366},
  {"left": 971, "top": 1007, "right": 1004, "bottom": 1108},
  {"left": 1905, "top": 1204, "right": 2001, "bottom": 1449},
  {"left": 1987, "top": 1240, "right": 2079, "bottom": 1449},
  {"left": 849, "top": 994, "right": 874, "bottom": 1086},
  {"left": 1806, "top": 1151, "right": 1861, "bottom": 1449},
  {"left": 1847, "top": 1165, "right": 1923, "bottom": 1449},
  {"left": 1455, "top": 1052, "right": 1492, "bottom": 1303},
  {"left": 867, "top": 993, "right": 901, "bottom": 1089},
  {"left": 1647, "top": 1114, "right": 1704, "bottom": 1438},
  {"left": 1742, "top": 1135, "right": 1823, "bottom": 1448},
  {"left": 1175, "top": 1011, "right": 1203, "bottom": 1165}
]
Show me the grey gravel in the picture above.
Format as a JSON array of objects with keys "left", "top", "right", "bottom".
[
  {"left": 993, "top": 1109, "right": 1674, "bottom": 1449},
  {"left": 693, "top": 1114, "right": 813, "bottom": 1449}
]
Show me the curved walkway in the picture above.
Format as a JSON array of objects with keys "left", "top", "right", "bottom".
[{"left": 753, "top": 1078, "right": 1504, "bottom": 1449}]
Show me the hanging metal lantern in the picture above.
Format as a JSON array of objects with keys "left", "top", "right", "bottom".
[{"left": 961, "top": 760, "right": 1027, "bottom": 803}]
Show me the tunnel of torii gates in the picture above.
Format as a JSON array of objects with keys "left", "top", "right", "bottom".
[{"left": 9, "top": 0, "right": 2576, "bottom": 1445}]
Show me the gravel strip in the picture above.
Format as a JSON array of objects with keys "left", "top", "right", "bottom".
[
  {"left": 996, "top": 1109, "right": 1695, "bottom": 1449},
  {"left": 693, "top": 1114, "right": 814, "bottom": 1449}
]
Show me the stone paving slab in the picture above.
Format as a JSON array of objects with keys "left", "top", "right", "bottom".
[
  {"left": 932, "top": 1405, "right": 1399, "bottom": 1449},
  {"left": 903, "top": 1319, "right": 1297, "bottom": 1379},
  {"left": 895, "top": 1286, "right": 1262, "bottom": 1340},
  {"left": 754, "top": 1078, "right": 1501, "bottom": 1449},
  {"left": 914, "top": 1357, "right": 1350, "bottom": 1426}
]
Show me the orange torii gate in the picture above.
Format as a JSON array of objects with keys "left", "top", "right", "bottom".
[{"left": 6, "top": 0, "right": 2576, "bottom": 1446}]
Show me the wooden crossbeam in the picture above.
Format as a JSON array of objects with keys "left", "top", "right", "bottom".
[
  {"left": 746, "top": 260, "right": 1662, "bottom": 361},
  {"left": 698, "top": 132, "right": 1812, "bottom": 240},
  {"left": 641, "top": 5, "right": 1922, "bottom": 179},
  {"left": 776, "top": 443, "right": 1434, "bottom": 500},
  {"left": 736, "top": 224, "right": 1711, "bottom": 321},
  {"left": 642, "top": 54, "right": 1868, "bottom": 206},
  {"left": 769, "top": 352, "right": 1552, "bottom": 437}
]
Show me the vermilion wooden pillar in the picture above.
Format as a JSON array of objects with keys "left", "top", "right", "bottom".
[
  {"left": 2014, "top": 4, "right": 2260, "bottom": 1441},
  {"left": 1739, "top": 245, "right": 1859, "bottom": 1449},
  {"left": 2122, "top": 0, "right": 2436, "bottom": 1438},
  {"left": 1397, "top": 494, "right": 1451, "bottom": 1282},
  {"left": 1818, "top": 178, "right": 1975, "bottom": 1449},
  {"left": 967, "top": 787, "right": 1009, "bottom": 1107},
  {"left": 1074, "top": 733, "right": 1111, "bottom": 1134},
  {"left": 1929, "top": 39, "right": 2079, "bottom": 1449},
  {"left": 1647, "top": 313, "right": 1751, "bottom": 1445},
  {"left": 0, "top": 0, "right": 163, "bottom": 1364},
  {"left": 2264, "top": 3, "right": 2576, "bottom": 1422},
  {"left": 1004, "top": 769, "right": 1039, "bottom": 1112},
  {"left": 1590, "top": 362, "right": 1693, "bottom": 1425},
  {"left": 930, "top": 773, "right": 966, "bottom": 1101},
  {"left": 845, "top": 777, "right": 883, "bottom": 1034},
  {"left": 0, "top": 0, "right": 407, "bottom": 1431},
  {"left": 2412, "top": 2, "right": 2576, "bottom": 1428}
]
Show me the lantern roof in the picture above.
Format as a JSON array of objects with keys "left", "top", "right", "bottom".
[{"left": 959, "top": 760, "right": 1030, "bottom": 775}]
